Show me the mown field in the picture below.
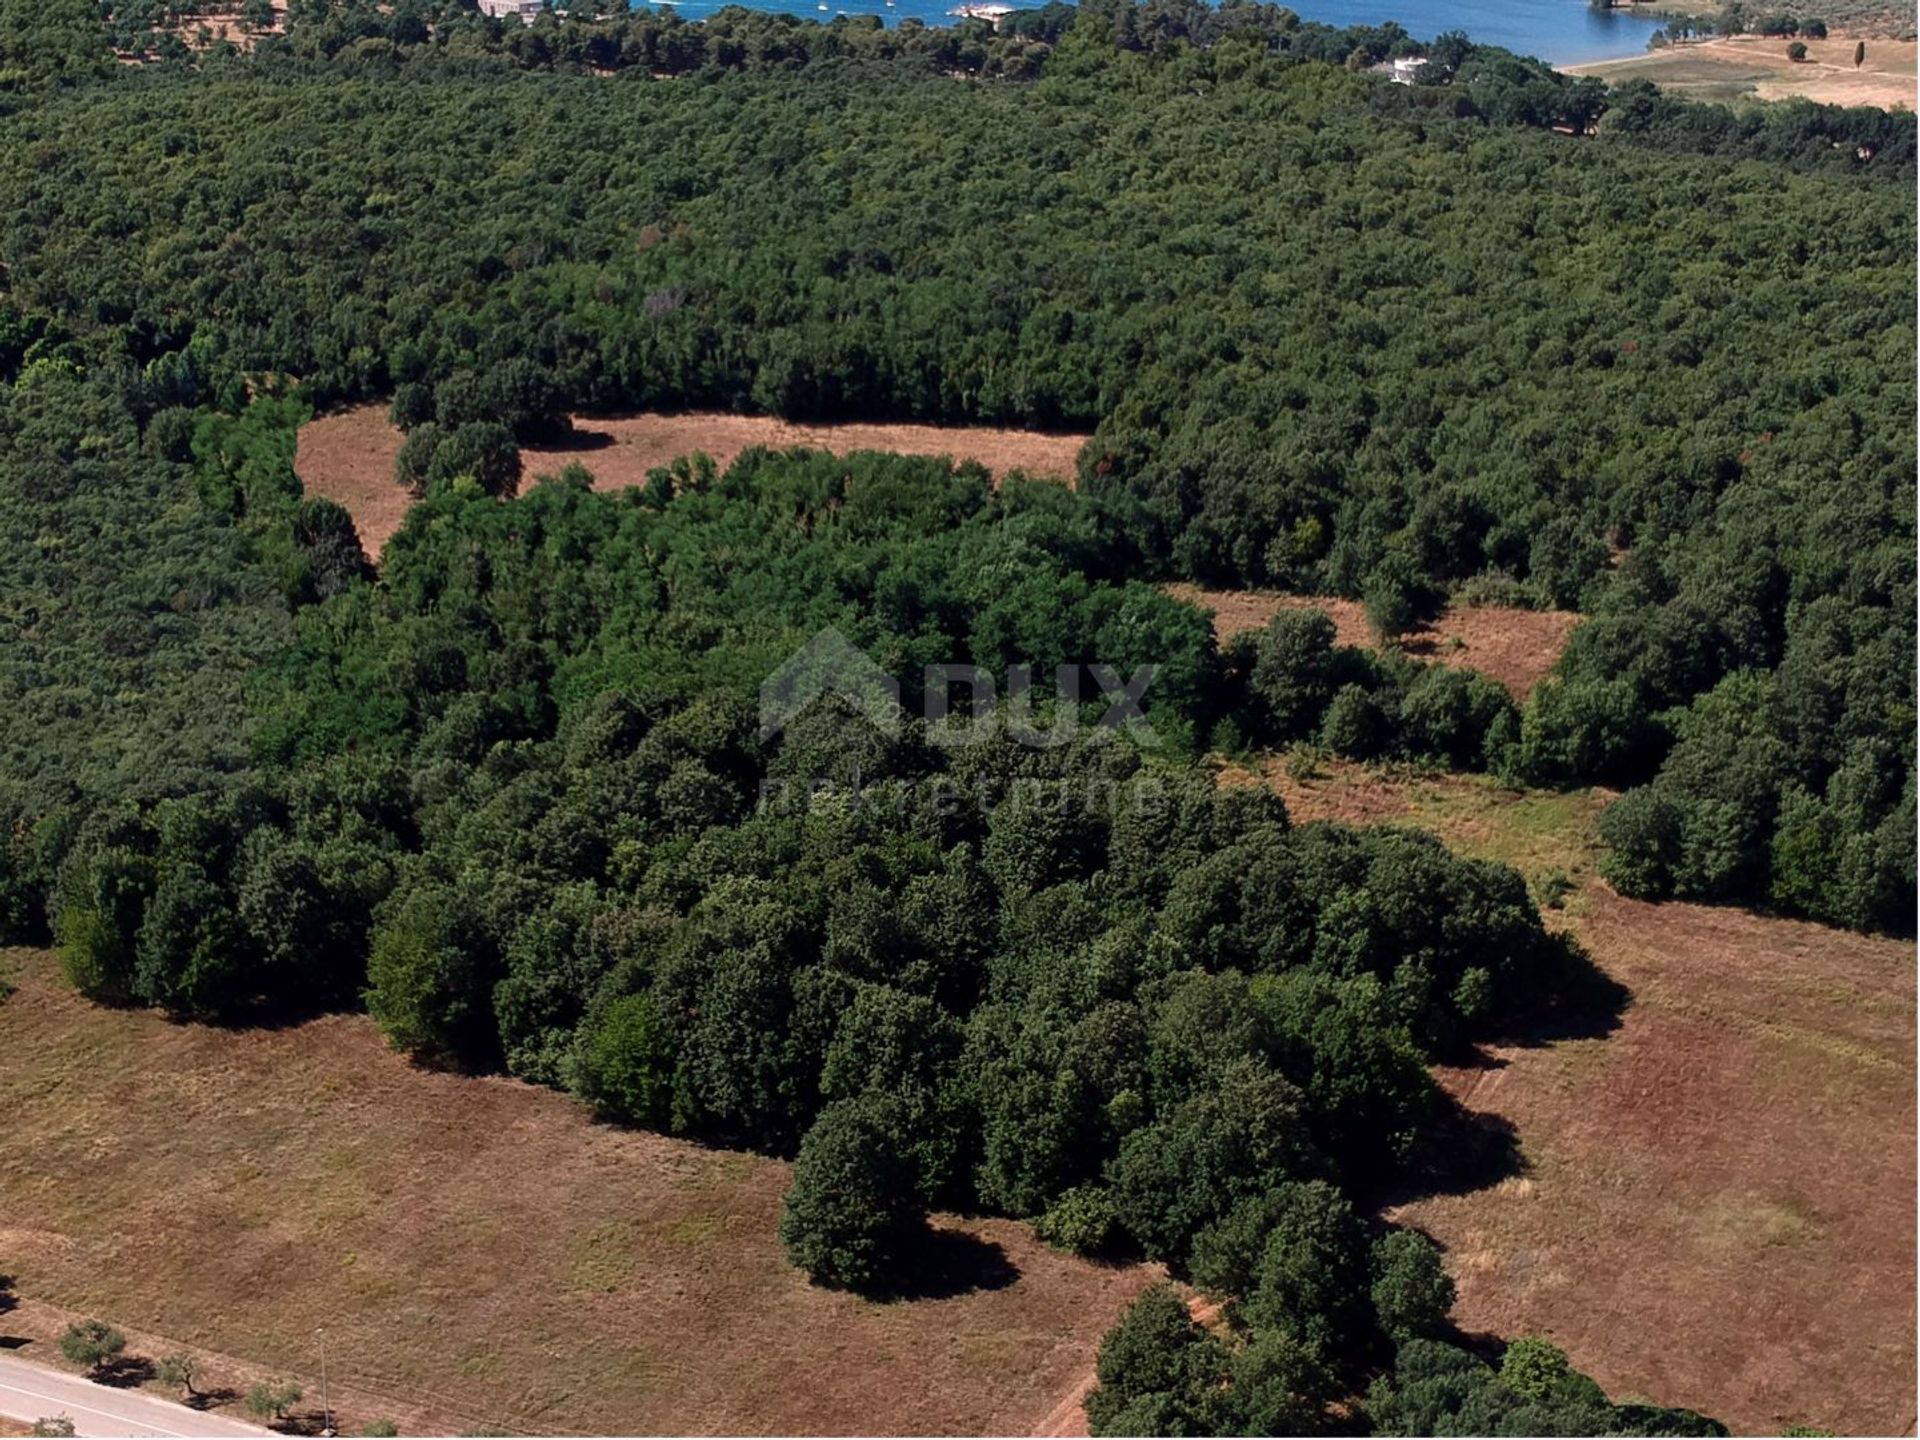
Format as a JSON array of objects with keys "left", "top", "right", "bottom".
[
  {"left": 3, "top": 752, "right": 1911, "bottom": 1436},
  {"left": 1240, "top": 759, "right": 1918, "bottom": 1435},
  {"left": 0, "top": 950, "right": 1152, "bottom": 1437}
]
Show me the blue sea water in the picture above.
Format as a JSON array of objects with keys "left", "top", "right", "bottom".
[{"left": 633, "top": 0, "right": 1662, "bottom": 66}]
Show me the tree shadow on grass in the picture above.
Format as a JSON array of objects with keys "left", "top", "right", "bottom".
[
  {"left": 872, "top": 1224, "right": 1020, "bottom": 1303},
  {"left": 1491, "top": 933, "right": 1632, "bottom": 1050},
  {"left": 1371, "top": 1092, "right": 1528, "bottom": 1210},
  {"left": 537, "top": 426, "right": 615, "bottom": 453},
  {"left": 1371, "top": 939, "right": 1629, "bottom": 1211},
  {"left": 186, "top": 1387, "right": 240, "bottom": 1411},
  {"left": 94, "top": 1356, "right": 156, "bottom": 1388}
]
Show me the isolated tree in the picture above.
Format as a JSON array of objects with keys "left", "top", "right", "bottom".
[
  {"left": 1854, "top": 38, "right": 1865, "bottom": 64},
  {"left": 244, "top": 1380, "right": 304, "bottom": 1423},
  {"left": 1786, "top": 40, "right": 1807, "bottom": 60},
  {"left": 779, "top": 1096, "right": 923, "bottom": 1291},
  {"left": 57, "top": 1319, "right": 125, "bottom": 1376},
  {"left": 155, "top": 1353, "right": 198, "bottom": 1399}
]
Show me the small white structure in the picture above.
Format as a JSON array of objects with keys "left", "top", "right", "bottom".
[
  {"left": 1370, "top": 55, "right": 1428, "bottom": 84},
  {"left": 478, "top": 0, "right": 544, "bottom": 23}
]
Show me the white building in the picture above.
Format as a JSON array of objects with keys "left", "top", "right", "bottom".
[
  {"left": 1370, "top": 55, "right": 1428, "bottom": 84},
  {"left": 477, "top": 0, "right": 545, "bottom": 24}
]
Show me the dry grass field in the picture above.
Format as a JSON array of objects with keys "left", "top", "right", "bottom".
[
  {"left": 1166, "top": 583, "right": 1580, "bottom": 699},
  {"left": 4, "top": 760, "right": 1910, "bottom": 1437},
  {"left": 1235, "top": 757, "right": 1917, "bottom": 1435},
  {"left": 294, "top": 406, "right": 1089, "bottom": 561},
  {"left": 1567, "top": 34, "right": 1916, "bottom": 109},
  {"left": 0, "top": 951, "right": 1151, "bottom": 1437}
]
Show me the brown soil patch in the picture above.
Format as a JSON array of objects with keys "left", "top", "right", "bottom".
[
  {"left": 1166, "top": 585, "right": 1579, "bottom": 699},
  {"left": 295, "top": 406, "right": 1089, "bottom": 561},
  {"left": 0, "top": 950, "right": 1150, "bottom": 1437},
  {"left": 1235, "top": 761, "right": 1917, "bottom": 1435},
  {"left": 293, "top": 407, "right": 415, "bottom": 561},
  {"left": 1566, "top": 35, "right": 1916, "bottom": 110}
]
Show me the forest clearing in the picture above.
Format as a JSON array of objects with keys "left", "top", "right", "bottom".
[
  {"left": 295, "top": 406, "right": 1089, "bottom": 560},
  {"left": 1164, "top": 584, "right": 1580, "bottom": 700}
]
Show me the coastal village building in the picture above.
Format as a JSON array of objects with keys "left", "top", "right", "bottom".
[{"left": 477, "top": 0, "right": 545, "bottom": 22}]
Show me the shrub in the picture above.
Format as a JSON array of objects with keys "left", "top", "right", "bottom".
[{"left": 1036, "top": 1184, "right": 1124, "bottom": 1256}]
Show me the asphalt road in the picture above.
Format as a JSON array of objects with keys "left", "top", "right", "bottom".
[{"left": 0, "top": 1353, "right": 272, "bottom": 1438}]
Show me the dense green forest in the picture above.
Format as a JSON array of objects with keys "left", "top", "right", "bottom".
[
  {"left": 0, "top": 0, "right": 1910, "bottom": 1430},
  {"left": 2, "top": 0, "right": 1912, "bottom": 931}
]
